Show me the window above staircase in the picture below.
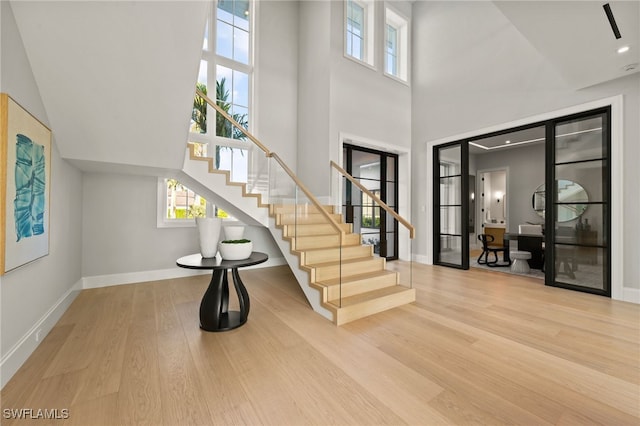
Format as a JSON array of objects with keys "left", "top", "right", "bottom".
[{"left": 189, "top": 0, "right": 254, "bottom": 181}]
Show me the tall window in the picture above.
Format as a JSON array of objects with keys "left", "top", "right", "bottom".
[
  {"left": 384, "top": 7, "right": 408, "bottom": 82},
  {"left": 385, "top": 25, "right": 398, "bottom": 76},
  {"left": 345, "top": 0, "right": 374, "bottom": 67},
  {"left": 346, "top": 1, "right": 364, "bottom": 60},
  {"left": 190, "top": 0, "right": 252, "bottom": 180}
]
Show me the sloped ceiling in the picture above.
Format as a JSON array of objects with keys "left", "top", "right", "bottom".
[
  {"left": 494, "top": 1, "right": 640, "bottom": 89},
  {"left": 10, "top": 0, "right": 209, "bottom": 173}
]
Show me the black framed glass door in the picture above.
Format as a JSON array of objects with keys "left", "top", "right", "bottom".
[
  {"left": 434, "top": 142, "right": 469, "bottom": 269},
  {"left": 343, "top": 144, "right": 399, "bottom": 260},
  {"left": 432, "top": 107, "right": 611, "bottom": 296},
  {"left": 547, "top": 108, "right": 611, "bottom": 296}
]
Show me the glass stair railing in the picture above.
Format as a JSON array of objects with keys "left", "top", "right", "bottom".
[
  {"left": 189, "top": 88, "right": 415, "bottom": 324},
  {"left": 330, "top": 161, "right": 415, "bottom": 303}
]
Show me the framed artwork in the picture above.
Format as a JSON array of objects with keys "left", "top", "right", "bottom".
[{"left": 1, "top": 94, "right": 52, "bottom": 274}]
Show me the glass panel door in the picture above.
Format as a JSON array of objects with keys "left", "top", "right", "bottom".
[
  {"left": 343, "top": 145, "right": 399, "bottom": 260},
  {"left": 434, "top": 142, "right": 469, "bottom": 268},
  {"left": 548, "top": 109, "right": 610, "bottom": 295}
]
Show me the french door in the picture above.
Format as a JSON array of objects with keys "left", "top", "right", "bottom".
[
  {"left": 547, "top": 108, "right": 611, "bottom": 296},
  {"left": 343, "top": 144, "right": 399, "bottom": 260},
  {"left": 433, "top": 142, "right": 469, "bottom": 269}
]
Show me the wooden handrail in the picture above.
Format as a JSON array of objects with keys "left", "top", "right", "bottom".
[
  {"left": 271, "top": 153, "right": 345, "bottom": 237},
  {"left": 195, "top": 88, "right": 271, "bottom": 156},
  {"left": 331, "top": 161, "right": 415, "bottom": 239},
  {"left": 194, "top": 86, "right": 343, "bottom": 237}
]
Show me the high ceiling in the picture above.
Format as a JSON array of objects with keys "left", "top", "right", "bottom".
[
  {"left": 7, "top": 1, "right": 639, "bottom": 173},
  {"left": 494, "top": 1, "right": 639, "bottom": 89}
]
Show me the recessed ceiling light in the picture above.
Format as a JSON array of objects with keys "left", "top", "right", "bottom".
[
  {"left": 505, "top": 140, "right": 511, "bottom": 144},
  {"left": 617, "top": 45, "right": 630, "bottom": 54}
]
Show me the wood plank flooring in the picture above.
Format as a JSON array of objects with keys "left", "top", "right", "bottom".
[{"left": 2, "top": 263, "right": 639, "bottom": 425}]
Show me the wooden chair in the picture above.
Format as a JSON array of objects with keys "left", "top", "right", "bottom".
[{"left": 477, "top": 234, "right": 510, "bottom": 267}]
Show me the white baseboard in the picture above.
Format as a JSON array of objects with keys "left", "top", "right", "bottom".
[
  {"left": 412, "top": 254, "right": 429, "bottom": 265},
  {"left": 1, "top": 258, "right": 288, "bottom": 389},
  {"left": 409, "top": 254, "right": 639, "bottom": 305},
  {"left": 623, "top": 287, "right": 640, "bottom": 304},
  {"left": 82, "top": 257, "right": 287, "bottom": 290},
  {"left": 1, "top": 279, "right": 83, "bottom": 389}
]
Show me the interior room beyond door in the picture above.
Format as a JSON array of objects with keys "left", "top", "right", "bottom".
[{"left": 343, "top": 144, "right": 399, "bottom": 260}]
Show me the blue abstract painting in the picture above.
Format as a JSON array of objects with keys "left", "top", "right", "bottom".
[
  {"left": 14, "top": 134, "right": 46, "bottom": 242},
  {"left": 2, "top": 93, "right": 51, "bottom": 274}
]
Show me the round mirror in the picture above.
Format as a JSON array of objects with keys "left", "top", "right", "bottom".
[{"left": 532, "top": 180, "right": 588, "bottom": 222}]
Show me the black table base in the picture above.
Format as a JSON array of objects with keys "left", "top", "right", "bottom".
[
  {"left": 177, "top": 252, "right": 268, "bottom": 332},
  {"left": 200, "top": 268, "right": 251, "bottom": 332}
]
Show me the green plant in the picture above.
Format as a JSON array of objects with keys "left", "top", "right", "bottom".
[
  {"left": 220, "top": 239, "right": 251, "bottom": 244},
  {"left": 188, "top": 204, "right": 206, "bottom": 218},
  {"left": 361, "top": 216, "right": 381, "bottom": 228},
  {"left": 192, "top": 82, "right": 208, "bottom": 133},
  {"left": 192, "top": 78, "right": 248, "bottom": 169}
]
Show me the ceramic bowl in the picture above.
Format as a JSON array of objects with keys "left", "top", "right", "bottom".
[{"left": 219, "top": 241, "right": 253, "bottom": 260}]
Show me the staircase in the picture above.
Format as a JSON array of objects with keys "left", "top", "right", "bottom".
[
  {"left": 182, "top": 89, "right": 415, "bottom": 325},
  {"left": 270, "top": 204, "right": 415, "bottom": 325}
]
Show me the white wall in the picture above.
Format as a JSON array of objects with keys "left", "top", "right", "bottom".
[
  {"left": 329, "top": 1, "right": 413, "bottom": 158},
  {"left": 297, "top": 0, "right": 332, "bottom": 193},
  {"left": 473, "top": 144, "right": 545, "bottom": 234},
  {"left": 82, "top": 173, "right": 198, "bottom": 276},
  {"left": 10, "top": 0, "right": 209, "bottom": 173},
  {"left": 254, "top": 0, "right": 299, "bottom": 166},
  {"left": 1, "top": 1, "right": 83, "bottom": 387},
  {"left": 412, "top": 1, "right": 640, "bottom": 291},
  {"left": 297, "top": 0, "right": 413, "bottom": 196},
  {"left": 81, "top": 173, "right": 283, "bottom": 279},
  {"left": 78, "top": 1, "right": 295, "bottom": 280}
]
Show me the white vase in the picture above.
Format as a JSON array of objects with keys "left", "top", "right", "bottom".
[
  {"left": 224, "top": 225, "right": 245, "bottom": 240},
  {"left": 196, "top": 217, "right": 222, "bottom": 258}
]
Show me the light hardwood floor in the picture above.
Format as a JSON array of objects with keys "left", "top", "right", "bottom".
[{"left": 2, "top": 263, "right": 639, "bottom": 425}]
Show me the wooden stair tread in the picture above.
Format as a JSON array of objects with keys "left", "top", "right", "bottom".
[
  {"left": 316, "top": 270, "right": 398, "bottom": 287},
  {"left": 287, "top": 233, "right": 362, "bottom": 250},
  {"left": 298, "top": 244, "right": 369, "bottom": 254},
  {"left": 287, "top": 233, "right": 357, "bottom": 240},
  {"left": 271, "top": 204, "right": 335, "bottom": 214},
  {"left": 327, "top": 285, "right": 413, "bottom": 308},
  {"left": 306, "top": 256, "right": 381, "bottom": 269},
  {"left": 282, "top": 230, "right": 351, "bottom": 237}
]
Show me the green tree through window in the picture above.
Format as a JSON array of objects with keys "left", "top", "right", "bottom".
[{"left": 192, "top": 78, "right": 248, "bottom": 169}]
